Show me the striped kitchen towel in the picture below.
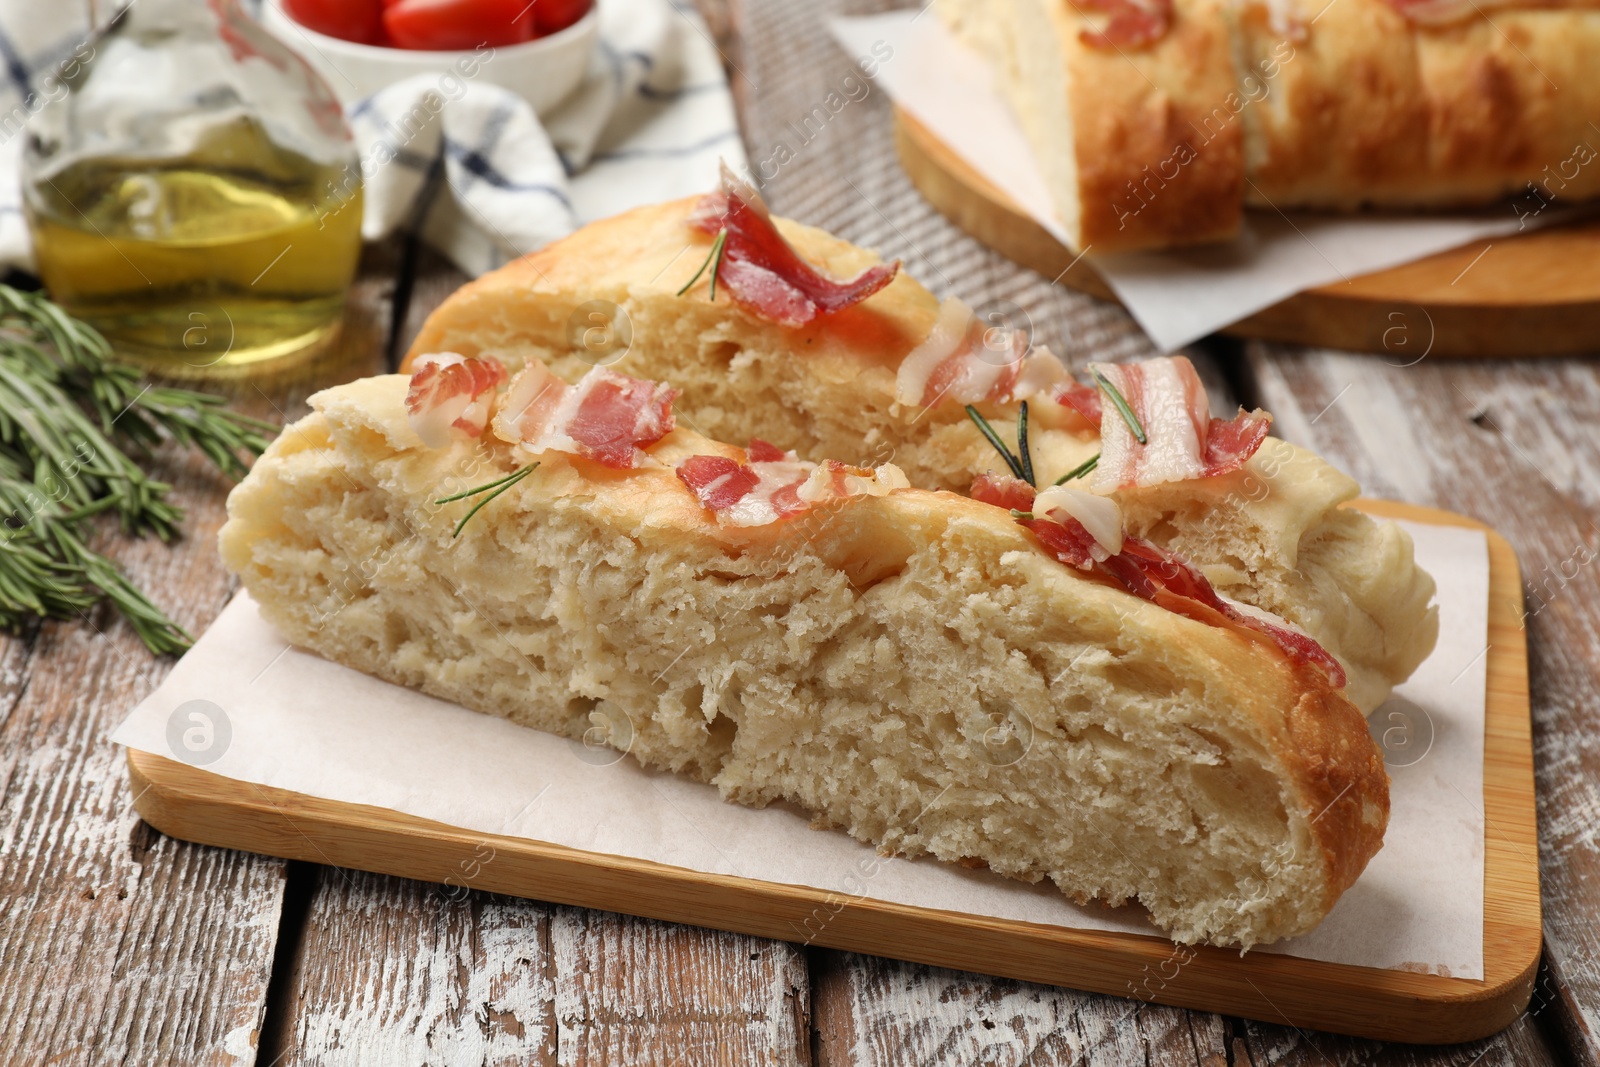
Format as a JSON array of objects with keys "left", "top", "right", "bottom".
[{"left": 0, "top": 0, "right": 747, "bottom": 277}]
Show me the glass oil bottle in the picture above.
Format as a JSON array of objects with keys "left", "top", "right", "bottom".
[{"left": 23, "top": 0, "right": 364, "bottom": 377}]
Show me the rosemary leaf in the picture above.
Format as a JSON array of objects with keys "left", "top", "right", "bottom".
[
  {"left": 964, "top": 405, "right": 1024, "bottom": 481},
  {"left": 1054, "top": 453, "right": 1099, "bottom": 485},
  {"left": 1093, "top": 369, "right": 1147, "bottom": 445},
  {"left": 445, "top": 463, "right": 539, "bottom": 537},
  {"left": 676, "top": 231, "right": 727, "bottom": 298},
  {"left": 436, "top": 464, "right": 536, "bottom": 504},
  {"left": 1016, "top": 401, "right": 1035, "bottom": 488},
  {"left": 708, "top": 230, "right": 728, "bottom": 302},
  {"left": 0, "top": 283, "right": 277, "bottom": 653}
]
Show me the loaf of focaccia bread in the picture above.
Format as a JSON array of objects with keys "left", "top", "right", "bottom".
[
  {"left": 220, "top": 367, "right": 1390, "bottom": 948},
  {"left": 401, "top": 189, "right": 1437, "bottom": 712},
  {"left": 936, "top": 0, "right": 1600, "bottom": 252}
]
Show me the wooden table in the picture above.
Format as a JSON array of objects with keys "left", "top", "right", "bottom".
[{"left": 3, "top": 1, "right": 1597, "bottom": 1063}]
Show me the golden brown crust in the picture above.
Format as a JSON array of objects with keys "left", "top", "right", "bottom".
[
  {"left": 403, "top": 197, "right": 939, "bottom": 376},
  {"left": 1057, "top": 0, "right": 1246, "bottom": 251},
  {"left": 946, "top": 0, "right": 1600, "bottom": 250},
  {"left": 1234, "top": 0, "right": 1600, "bottom": 211},
  {"left": 1284, "top": 684, "right": 1392, "bottom": 900}
]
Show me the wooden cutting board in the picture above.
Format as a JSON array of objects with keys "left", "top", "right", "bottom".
[
  {"left": 894, "top": 110, "right": 1600, "bottom": 358},
  {"left": 124, "top": 500, "right": 1538, "bottom": 1045}
]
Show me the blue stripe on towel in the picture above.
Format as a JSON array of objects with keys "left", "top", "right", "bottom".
[
  {"left": 0, "top": 29, "right": 37, "bottom": 99},
  {"left": 637, "top": 81, "right": 723, "bottom": 102},
  {"left": 443, "top": 137, "right": 575, "bottom": 209}
]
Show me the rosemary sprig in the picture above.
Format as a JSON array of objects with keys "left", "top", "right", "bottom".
[
  {"left": 1016, "top": 401, "right": 1036, "bottom": 487},
  {"left": 676, "top": 230, "right": 728, "bottom": 299},
  {"left": 1054, "top": 453, "right": 1099, "bottom": 485},
  {"left": 1093, "top": 369, "right": 1147, "bottom": 445},
  {"left": 0, "top": 284, "right": 276, "bottom": 653},
  {"left": 438, "top": 463, "right": 538, "bottom": 537},
  {"left": 965, "top": 405, "right": 1026, "bottom": 483}
]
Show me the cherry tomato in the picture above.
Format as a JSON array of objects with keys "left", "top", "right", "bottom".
[
  {"left": 283, "top": 0, "right": 384, "bottom": 43},
  {"left": 532, "top": 0, "right": 592, "bottom": 35},
  {"left": 381, "top": 0, "right": 537, "bottom": 49}
]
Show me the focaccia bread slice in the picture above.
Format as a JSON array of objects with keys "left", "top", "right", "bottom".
[
  {"left": 400, "top": 192, "right": 1437, "bottom": 712},
  {"left": 219, "top": 369, "right": 1388, "bottom": 948},
  {"left": 939, "top": 0, "right": 1244, "bottom": 252},
  {"left": 937, "top": 0, "right": 1600, "bottom": 252}
]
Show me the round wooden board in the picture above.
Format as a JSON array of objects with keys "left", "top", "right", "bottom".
[{"left": 894, "top": 109, "right": 1600, "bottom": 358}]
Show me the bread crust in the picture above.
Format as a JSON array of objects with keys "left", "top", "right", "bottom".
[
  {"left": 404, "top": 196, "right": 940, "bottom": 377},
  {"left": 1236, "top": 0, "right": 1600, "bottom": 210},
  {"left": 942, "top": 0, "right": 1600, "bottom": 251},
  {"left": 1057, "top": 0, "right": 1247, "bottom": 250},
  {"left": 220, "top": 375, "right": 1392, "bottom": 945}
]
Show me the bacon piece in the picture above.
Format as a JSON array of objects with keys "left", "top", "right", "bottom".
[
  {"left": 493, "top": 361, "right": 569, "bottom": 443},
  {"left": 677, "top": 440, "right": 814, "bottom": 527},
  {"left": 1061, "top": 357, "right": 1272, "bottom": 490},
  {"left": 1091, "top": 357, "right": 1208, "bottom": 491},
  {"left": 894, "top": 298, "right": 1070, "bottom": 409},
  {"left": 1056, "top": 379, "right": 1103, "bottom": 427},
  {"left": 567, "top": 373, "right": 678, "bottom": 468},
  {"left": 970, "top": 471, "right": 1038, "bottom": 512},
  {"left": 1071, "top": 0, "right": 1173, "bottom": 50},
  {"left": 680, "top": 449, "right": 910, "bottom": 528},
  {"left": 1021, "top": 514, "right": 1102, "bottom": 570},
  {"left": 492, "top": 365, "right": 677, "bottom": 469},
  {"left": 967, "top": 472, "right": 1345, "bottom": 687},
  {"left": 1203, "top": 408, "right": 1273, "bottom": 476},
  {"left": 1381, "top": 0, "right": 1479, "bottom": 23},
  {"left": 1034, "top": 484, "right": 1125, "bottom": 557},
  {"left": 896, "top": 299, "right": 1016, "bottom": 407},
  {"left": 747, "top": 438, "right": 787, "bottom": 463},
  {"left": 687, "top": 165, "right": 899, "bottom": 327},
  {"left": 677, "top": 455, "right": 762, "bottom": 512},
  {"left": 798, "top": 460, "right": 910, "bottom": 508},
  {"left": 405, "top": 352, "right": 508, "bottom": 448},
  {"left": 1383, "top": 0, "right": 1592, "bottom": 29},
  {"left": 1110, "top": 539, "right": 1348, "bottom": 687},
  {"left": 769, "top": 479, "right": 806, "bottom": 516}
]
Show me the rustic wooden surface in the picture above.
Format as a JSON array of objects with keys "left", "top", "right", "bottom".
[{"left": 0, "top": 0, "right": 1593, "bottom": 1062}]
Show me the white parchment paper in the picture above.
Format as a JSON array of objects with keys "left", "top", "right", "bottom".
[
  {"left": 111, "top": 520, "right": 1488, "bottom": 977},
  {"left": 828, "top": 12, "right": 1575, "bottom": 353}
]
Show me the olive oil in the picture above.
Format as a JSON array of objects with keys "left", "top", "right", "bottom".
[{"left": 27, "top": 151, "right": 363, "bottom": 374}]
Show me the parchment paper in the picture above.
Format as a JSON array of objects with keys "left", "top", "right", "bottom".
[
  {"left": 111, "top": 519, "right": 1488, "bottom": 977},
  {"left": 827, "top": 12, "right": 1578, "bottom": 353}
]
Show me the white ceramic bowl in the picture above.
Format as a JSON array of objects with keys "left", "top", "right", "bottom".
[{"left": 260, "top": 0, "right": 599, "bottom": 115}]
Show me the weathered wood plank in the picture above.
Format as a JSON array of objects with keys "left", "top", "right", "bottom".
[
  {"left": 1232, "top": 960, "right": 1568, "bottom": 1065},
  {"left": 550, "top": 905, "right": 809, "bottom": 1065},
  {"left": 261, "top": 869, "right": 559, "bottom": 1066},
  {"left": 0, "top": 444, "right": 290, "bottom": 1067},
  {"left": 811, "top": 951, "right": 1223, "bottom": 1067},
  {"left": 1240, "top": 342, "right": 1597, "bottom": 1065},
  {"left": 263, "top": 866, "right": 809, "bottom": 1066}
]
